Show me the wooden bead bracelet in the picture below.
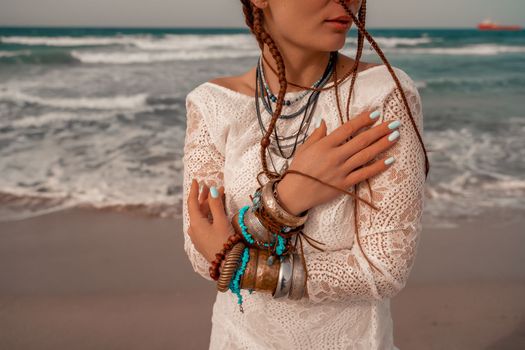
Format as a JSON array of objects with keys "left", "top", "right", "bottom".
[{"left": 209, "top": 232, "right": 243, "bottom": 281}]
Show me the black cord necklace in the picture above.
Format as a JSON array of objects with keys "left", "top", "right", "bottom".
[{"left": 254, "top": 51, "right": 339, "bottom": 174}]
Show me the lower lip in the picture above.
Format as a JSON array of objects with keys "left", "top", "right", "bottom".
[{"left": 324, "top": 20, "right": 350, "bottom": 30}]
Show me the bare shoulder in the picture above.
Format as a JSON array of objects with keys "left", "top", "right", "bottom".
[
  {"left": 336, "top": 52, "right": 382, "bottom": 73},
  {"left": 207, "top": 53, "right": 381, "bottom": 95},
  {"left": 208, "top": 67, "right": 257, "bottom": 96}
]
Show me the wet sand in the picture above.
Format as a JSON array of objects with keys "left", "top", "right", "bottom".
[{"left": 0, "top": 208, "right": 524, "bottom": 349}]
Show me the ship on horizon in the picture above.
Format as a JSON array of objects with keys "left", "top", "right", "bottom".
[{"left": 477, "top": 18, "right": 522, "bottom": 31}]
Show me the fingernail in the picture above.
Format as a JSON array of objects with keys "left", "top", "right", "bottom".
[
  {"left": 210, "top": 186, "right": 219, "bottom": 198},
  {"left": 198, "top": 182, "right": 203, "bottom": 193},
  {"left": 388, "top": 120, "right": 401, "bottom": 130},
  {"left": 370, "top": 109, "right": 381, "bottom": 120},
  {"left": 388, "top": 130, "right": 400, "bottom": 141},
  {"left": 315, "top": 115, "right": 323, "bottom": 128},
  {"left": 384, "top": 156, "right": 395, "bottom": 165}
]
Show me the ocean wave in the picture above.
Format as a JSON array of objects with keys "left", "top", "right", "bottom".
[
  {"left": 1, "top": 34, "right": 433, "bottom": 50},
  {"left": 0, "top": 34, "right": 257, "bottom": 50},
  {"left": 366, "top": 36, "right": 434, "bottom": 48},
  {"left": 391, "top": 44, "right": 525, "bottom": 56},
  {"left": 423, "top": 75, "right": 525, "bottom": 90},
  {"left": 70, "top": 49, "right": 260, "bottom": 64},
  {"left": 0, "top": 35, "right": 142, "bottom": 47},
  {"left": 3, "top": 111, "right": 116, "bottom": 128},
  {"left": 0, "top": 50, "right": 31, "bottom": 57},
  {"left": 0, "top": 88, "right": 148, "bottom": 110},
  {"left": 133, "top": 34, "right": 256, "bottom": 51}
]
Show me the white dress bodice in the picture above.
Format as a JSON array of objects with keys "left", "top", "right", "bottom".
[{"left": 182, "top": 64, "right": 426, "bottom": 349}]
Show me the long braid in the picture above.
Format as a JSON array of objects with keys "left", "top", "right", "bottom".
[
  {"left": 238, "top": 0, "right": 430, "bottom": 276},
  {"left": 251, "top": 5, "right": 289, "bottom": 181},
  {"left": 337, "top": 0, "right": 430, "bottom": 178}
]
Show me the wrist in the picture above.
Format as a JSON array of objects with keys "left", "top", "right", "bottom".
[{"left": 275, "top": 178, "right": 306, "bottom": 216}]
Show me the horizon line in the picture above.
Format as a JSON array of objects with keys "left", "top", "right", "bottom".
[{"left": 0, "top": 25, "right": 513, "bottom": 30}]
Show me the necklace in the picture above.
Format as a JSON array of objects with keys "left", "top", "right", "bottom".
[
  {"left": 257, "top": 51, "right": 336, "bottom": 121},
  {"left": 255, "top": 51, "right": 338, "bottom": 174},
  {"left": 258, "top": 53, "right": 335, "bottom": 106}
]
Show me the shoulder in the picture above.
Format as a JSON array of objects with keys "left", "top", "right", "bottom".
[
  {"left": 367, "top": 64, "right": 419, "bottom": 95},
  {"left": 207, "top": 67, "right": 256, "bottom": 97}
]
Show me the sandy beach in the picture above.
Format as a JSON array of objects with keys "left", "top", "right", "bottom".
[{"left": 0, "top": 208, "right": 524, "bottom": 350}]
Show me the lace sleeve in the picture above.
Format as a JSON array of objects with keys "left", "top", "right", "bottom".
[
  {"left": 182, "top": 93, "right": 226, "bottom": 282},
  {"left": 305, "top": 85, "right": 426, "bottom": 303}
]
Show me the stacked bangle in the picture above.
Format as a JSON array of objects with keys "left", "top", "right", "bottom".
[
  {"left": 209, "top": 177, "right": 310, "bottom": 310},
  {"left": 261, "top": 178, "right": 308, "bottom": 228},
  {"left": 272, "top": 254, "right": 293, "bottom": 298},
  {"left": 288, "top": 252, "right": 307, "bottom": 300},
  {"left": 217, "top": 242, "right": 246, "bottom": 292},
  {"left": 209, "top": 232, "right": 242, "bottom": 281}
]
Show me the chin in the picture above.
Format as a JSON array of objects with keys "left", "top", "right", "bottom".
[{"left": 318, "top": 36, "right": 347, "bottom": 52}]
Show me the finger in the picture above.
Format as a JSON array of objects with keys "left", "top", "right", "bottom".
[
  {"left": 207, "top": 185, "right": 229, "bottom": 227},
  {"left": 220, "top": 186, "right": 226, "bottom": 208},
  {"left": 344, "top": 155, "right": 396, "bottom": 187},
  {"left": 199, "top": 182, "right": 209, "bottom": 205},
  {"left": 298, "top": 114, "right": 327, "bottom": 152},
  {"left": 199, "top": 182, "right": 211, "bottom": 216},
  {"left": 324, "top": 108, "right": 382, "bottom": 147},
  {"left": 336, "top": 119, "right": 401, "bottom": 160},
  {"left": 188, "top": 178, "right": 207, "bottom": 221},
  {"left": 342, "top": 128, "right": 400, "bottom": 174}
]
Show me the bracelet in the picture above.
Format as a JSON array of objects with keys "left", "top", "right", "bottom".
[
  {"left": 209, "top": 232, "right": 242, "bottom": 281},
  {"left": 232, "top": 206, "right": 289, "bottom": 261},
  {"left": 217, "top": 242, "right": 246, "bottom": 292},
  {"left": 229, "top": 246, "right": 251, "bottom": 312},
  {"left": 241, "top": 248, "right": 259, "bottom": 291},
  {"left": 244, "top": 207, "right": 276, "bottom": 246},
  {"left": 253, "top": 248, "right": 280, "bottom": 293},
  {"left": 262, "top": 178, "right": 308, "bottom": 228},
  {"left": 288, "top": 252, "right": 307, "bottom": 300},
  {"left": 272, "top": 254, "right": 293, "bottom": 299}
]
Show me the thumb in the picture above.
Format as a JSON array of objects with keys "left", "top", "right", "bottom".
[
  {"left": 298, "top": 115, "right": 326, "bottom": 152},
  {"left": 208, "top": 185, "right": 229, "bottom": 227}
]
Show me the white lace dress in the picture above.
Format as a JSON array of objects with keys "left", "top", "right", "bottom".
[{"left": 182, "top": 65, "right": 426, "bottom": 350}]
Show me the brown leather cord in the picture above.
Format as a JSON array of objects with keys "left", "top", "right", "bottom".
[{"left": 239, "top": 0, "right": 431, "bottom": 283}]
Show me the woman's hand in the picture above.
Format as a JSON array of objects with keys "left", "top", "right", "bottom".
[
  {"left": 276, "top": 109, "right": 401, "bottom": 215},
  {"left": 187, "top": 178, "right": 234, "bottom": 263}
]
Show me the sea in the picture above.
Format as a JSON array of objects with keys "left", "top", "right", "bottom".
[{"left": 1, "top": 27, "right": 524, "bottom": 227}]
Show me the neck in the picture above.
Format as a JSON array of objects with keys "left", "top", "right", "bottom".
[{"left": 261, "top": 44, "right": 332, "bottom": 93}]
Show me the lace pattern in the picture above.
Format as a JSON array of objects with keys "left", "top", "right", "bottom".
[
  {"left": 182, "top": 97, "right": 226, "bottom": 281},
  {"left": 305, "top": 86, "right": 425, "bottom": 303},
  {"left": 182, "top": 65, "right": 424, "bottom": 349}
]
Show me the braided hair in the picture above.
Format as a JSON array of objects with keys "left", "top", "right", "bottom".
[{"left": 240, "top": 0, "right": 430, "bottom": 274}]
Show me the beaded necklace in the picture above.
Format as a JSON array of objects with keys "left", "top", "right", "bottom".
[
  {"left": 257, "top": 51, "right": 336, "bottom": 120},
  {"left": 255, "top": 51, "right": 338, "bottom": 174},
  {"left": 258, "top": 53, "right": 334, "bottom": 107}
]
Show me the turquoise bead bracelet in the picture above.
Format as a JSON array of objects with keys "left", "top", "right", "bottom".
[
  {"left": 238, "top": 205, "right": 255, "bottom": 245},
  {"left": 229, "top": 246, "right": 251, "bottom": 313},
  {"left": 238, "top": 205, "right": 288, "bottom": 253}
]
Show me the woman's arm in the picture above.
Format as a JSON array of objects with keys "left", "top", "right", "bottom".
[
  {"left": 304, "top": 85, "right": 426, "bottom": 303},
  {"left": 182, "top": 93, "right": 226, "bottom": 281}
]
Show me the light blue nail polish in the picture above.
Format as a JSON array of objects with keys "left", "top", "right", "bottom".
[
  {"left": 198, "top": 183, "right": 203, "bottom": 193},
  {"left": 370, "top": 109, "right": 381, "bottom": 120},
  {"left": 388, "top": 130, "right": 400, "bottom": 141},
  {"left": 315, "top": 115, "right": 323, "bottom": 128},
  {"left": 210, "top": 186, "right": 219, "bottom": 198},
  {"left": 384, "top": 156, "right": 395, "bottom": 165},
  {"left": 388, "top": 120, "right": 401, "bottom": 130}
]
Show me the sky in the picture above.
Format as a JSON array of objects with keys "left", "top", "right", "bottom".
[{"left": 0, "top": 0, "right": 523, "bottom": 28}]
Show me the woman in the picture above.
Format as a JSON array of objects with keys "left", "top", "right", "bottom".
[{"left": 182, "top": 0, "right": 429, "bottom": 348}]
